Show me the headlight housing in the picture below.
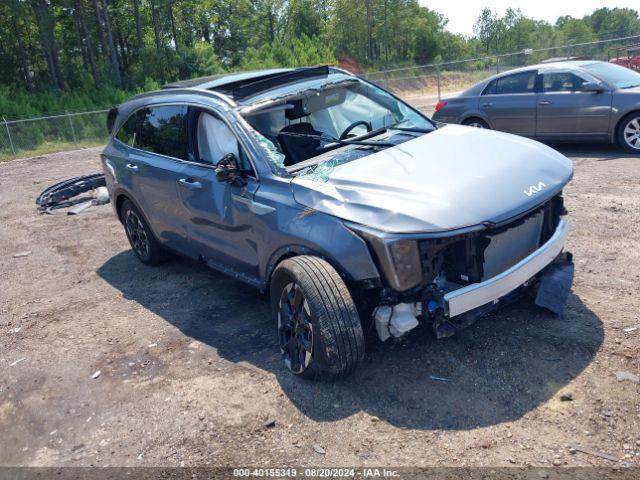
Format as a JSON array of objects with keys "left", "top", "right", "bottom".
[{"left": 360, "top": 232, "right": 422, "bottom": 292}]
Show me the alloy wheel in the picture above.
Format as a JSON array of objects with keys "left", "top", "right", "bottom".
[
  {"left": 278, "top": 282, "right": 313, "bottom": 374},
  {"left": 623, "top": 117, "right": 640, "bottom": 151},
  {"left": 125, "top": 210, "right": 150, "bottom": 259}
]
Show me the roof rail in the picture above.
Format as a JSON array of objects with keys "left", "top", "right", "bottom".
[{"left": 129, "top": 88, "right": 236, "bottom": 107}]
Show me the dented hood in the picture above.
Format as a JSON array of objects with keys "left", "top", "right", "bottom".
[{"left": 291, "top": 124, "right": 573, "bottom": 234}]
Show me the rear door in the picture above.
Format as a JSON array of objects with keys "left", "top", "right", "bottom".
[
  {"left": 536, "top": 70, "right": 612, "bottom": 138},
  {"left": 176, "top": 108, "right": 263, "bottom": 285},
  {"left": 480, "top": 70, "right": 538, "bottom": 136},
  {"left": 126, "top": 105, "right": 191, "bottom": 252}
]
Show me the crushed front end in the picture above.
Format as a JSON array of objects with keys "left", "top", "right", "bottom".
[{"left": 351, "top": 194, "right": 574, "bottom": 340}]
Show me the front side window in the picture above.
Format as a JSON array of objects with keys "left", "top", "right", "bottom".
[
  {"left": 543, "top": 72, "right": 587, "bottom": 92},
  {"left": 137, "top": 105, "right": 188, "bottom": 160},
  {"left": 196, "top": 111, "right": 255, "bottom": 176},
  {"left": 485, "top": 71, "right": 537, "bottom": 95}
]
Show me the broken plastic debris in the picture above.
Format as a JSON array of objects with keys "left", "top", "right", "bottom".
[
  {"left": 148, "top": 343, "right": 158, "bottom": 348},
  {"left": 623, "top": 326, "right": 638, "bottom": 333},
  {"left": 615, "top": 371, "right": 639, "bottom": 383},
  {"left": 13, "top": 251, "right": 31, "bottom": 258},
  {"left": 534, "top": 261, "right": 574, "bottom": 314},
  {"left": 91, "top": 370, "right": 101, "bottom": 379},
  {"left": 9, "top": 358, "right": 26, "bottom": 367}
]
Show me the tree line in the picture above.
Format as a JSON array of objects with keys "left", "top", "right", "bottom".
[{"left": 0, "top": 1, "right": 639, "bottom": 117}]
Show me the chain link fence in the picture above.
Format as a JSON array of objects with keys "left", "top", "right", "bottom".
[
  {"left": 0, "top": 109, "right": 110, "bottom": 162},
  {"left": 363, "top": 33, "right": 640, "bottom": 110},
  {"left": 2, "top": 34, "right": 640, "bottom": 161}
]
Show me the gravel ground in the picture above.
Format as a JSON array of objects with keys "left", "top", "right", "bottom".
[{"left": 0, "top": 143, "right": 639, "bottom": 469}]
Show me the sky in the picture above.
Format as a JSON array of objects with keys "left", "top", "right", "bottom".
[{"left": 420, "top": 1, "right": 640, "bottom": 37}]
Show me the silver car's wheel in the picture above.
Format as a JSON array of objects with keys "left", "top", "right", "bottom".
[
  {"left": 462, "top": 118, "right": 489, "bottom": 129},
  {"left": 622, "top": 116, "right": 640, "bottom": 152}
]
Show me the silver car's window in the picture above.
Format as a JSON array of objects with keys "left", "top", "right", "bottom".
[
  {"left": 137, "top": 105, "right": 189, "bottom": 160},
  {"left": 542, "top": 72, "right": 587, "bottom": 92},
  {"left": 484, "top": 71, "right": 537, "bottom": 95}
]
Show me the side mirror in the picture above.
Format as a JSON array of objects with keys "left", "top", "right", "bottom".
[
  {"left": 215, "top": 153, "right": 244, "bottom": 184},
  {"left": 581, "top": 81, "right": 605, "bottom": 93}
]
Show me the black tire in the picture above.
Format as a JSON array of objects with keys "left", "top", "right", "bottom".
[
  {"left": 120, "top": 199, "right": 166, "bottom": 265},
  {"left": 462, "top": 117, "right": 490, "bottom": 129},
  {"left": 616, "top": 112, "right": 640, "bottom": 154},
  {"left": 270, "top": 256, "right": 365, "bottom": 380}
]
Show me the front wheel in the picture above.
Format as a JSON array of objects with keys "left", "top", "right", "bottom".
[
  {"left": 617, "top": 112, "right": 640, "bottom": 154},
  {"left": 270, "top": 256, "right": 365, "bottom": 380}
]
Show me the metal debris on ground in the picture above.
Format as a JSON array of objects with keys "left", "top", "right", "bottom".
[
  {"left": 615, "top": 371, "right": 640, "bottom": 383},
  {"left": 9, "top": 358, "right": 26, "bottom": 367},
  {"left": 12, "top": 251, "right": 31, "bottom": 258},
  {"left": 91, "top": 370, "right": 101, "bottom": 379},
  {"left": 36, "top": 173, "right": 109, "bottom": 215},
  {"left": 569, "top": 445, "right": 619, "bottom": 462}
]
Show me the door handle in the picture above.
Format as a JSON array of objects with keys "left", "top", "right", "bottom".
[
  {"left": 539, "top": 101, "right": 552, "bottom": 106},
  {"left": 481, "top": 102, "right": 493, "bottom": 107},
  {"left": 178, "top": 178, "right": 202, "bottom": 190},
  {"left": 126, "top": 163, "right": 138, "bottom": 172}
]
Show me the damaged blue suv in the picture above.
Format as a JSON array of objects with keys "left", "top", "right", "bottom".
[{"left": 102, "top": 66, "right": 574, "bottom": 380}]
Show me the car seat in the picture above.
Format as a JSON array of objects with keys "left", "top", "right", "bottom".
[{"left": 277, "top": 122, "right": 322, "bottom": 166}]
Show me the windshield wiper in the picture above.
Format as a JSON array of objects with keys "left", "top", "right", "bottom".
[
  {"left": 279, "top": 130, "right": 395, "bottom": 148},
  {"left": 389, "top": 126, "right": 432, "bottom": 133}
]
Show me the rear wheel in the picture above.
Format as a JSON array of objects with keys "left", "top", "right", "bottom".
[
  {"left": 617, "top": 112, "right": 640, "bottom": 154},
  {"left": 270, "top": 256, "right": 365, "bottom": 380},
  {"left": 120, "top": 199, "right": 166, "bottom": 265},
  {"left": 462, "top": 117, "right": 490, "bottom": 129}
]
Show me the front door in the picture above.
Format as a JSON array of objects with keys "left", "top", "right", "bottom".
[
  {"left": 536, "top": 71, "right": 612, "bottom": 138},
  {"left": 177, "top": 109, "right": 263, "bottom": 285}
]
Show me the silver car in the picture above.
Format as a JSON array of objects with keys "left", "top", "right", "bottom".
[{"left": 432, "top": 60, "right": 640, "bottom": 153}]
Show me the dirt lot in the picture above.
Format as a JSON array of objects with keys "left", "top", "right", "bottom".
[{"left": 1, "top": 143, "right": 639, "bottom": 469}]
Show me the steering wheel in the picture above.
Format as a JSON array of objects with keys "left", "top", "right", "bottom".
[{"left": 339, "top": 121, "right": 373, "bottom": 140}]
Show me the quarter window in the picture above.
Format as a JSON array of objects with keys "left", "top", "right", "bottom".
[
  {"left": 114, "top": 110, "right": 141, "bottom": 146},
  {"left": 542, "top": 72, "right": 587, "bottom": 92},
  {"left": 137, "top": 105, "right": 189, "bottom": 160}
]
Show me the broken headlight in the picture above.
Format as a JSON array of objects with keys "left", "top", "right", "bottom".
[{"left": 360, "top": 233, "right": 422, "bottom": 292}]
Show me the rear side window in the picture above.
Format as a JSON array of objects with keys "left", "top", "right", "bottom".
[
  {"left": 542, "top": 72, "right": 586, "bottom": 92},
  {"left": 137, "top": 105, "right": 189, "bottom": 160},
  {"left": 485, "top": 71, "right": 537, "bottom": 95}
]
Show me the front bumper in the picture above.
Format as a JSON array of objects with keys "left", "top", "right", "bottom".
[{"left": 444, "top": 219, "right": 570, "bottom": 318}]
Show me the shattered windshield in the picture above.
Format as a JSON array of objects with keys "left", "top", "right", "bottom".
[{"left": 243, "top": 75, "right": 433, "bottom": 177}]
